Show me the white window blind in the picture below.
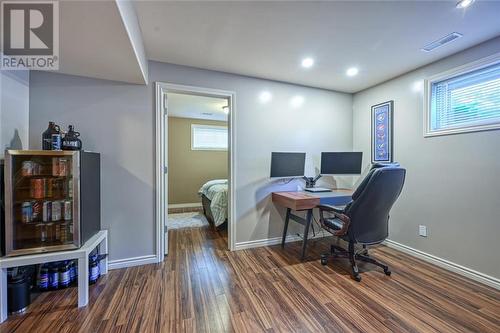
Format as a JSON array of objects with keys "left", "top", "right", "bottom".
[
  {"left": 427, "top": 61, "right": 500, "bottom": 136},
  {"left": 191, "top": 124, "right": 228, "bottom": 150}
]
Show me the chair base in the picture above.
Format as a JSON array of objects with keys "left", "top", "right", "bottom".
[{"left": 320, "top": 243, "right": 391, "bottom": 282}]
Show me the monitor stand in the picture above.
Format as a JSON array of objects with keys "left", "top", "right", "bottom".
[{"left": 303, "top": 175, "right": 331, "bottom": 192}]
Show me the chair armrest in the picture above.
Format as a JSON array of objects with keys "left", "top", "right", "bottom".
[
  {"left": 317, "top": 204, "right": 345, "bottom": 214},
  {"left": 318, "top": 205, "right": 351, "bottom": 236}
]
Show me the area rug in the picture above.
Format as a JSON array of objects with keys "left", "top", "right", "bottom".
[{"left": 167, "top": 212, "right": 209, "bottom": 230}]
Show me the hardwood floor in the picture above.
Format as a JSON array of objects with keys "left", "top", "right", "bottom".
[{"left": 2, "top": 226, "right": 500, "bottom": 333}]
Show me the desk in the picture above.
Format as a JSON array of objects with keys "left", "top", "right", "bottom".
[{"left": 272, "top": 190, "right": 352, "bottom": 260}]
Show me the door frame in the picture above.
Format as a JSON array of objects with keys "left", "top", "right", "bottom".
[{"left": 155, "top": 82, "right": 236, "bottom": 262}]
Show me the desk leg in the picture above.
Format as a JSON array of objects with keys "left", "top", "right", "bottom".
[
  {"left": 301, "top": 209, "right": 313, "bottom": 261},
  {"left": 78, "top": 255, "right": 89, "bottom": 307},
  {"left": 0, "top": 268, "right": 7, "bottom": 323},
  {"left": 281, "top": 208, "right": 291, "bottom": 248}
]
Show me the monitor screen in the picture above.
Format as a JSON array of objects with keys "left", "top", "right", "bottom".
[
  {"left": 321, "top": 152, "right": 363, "bottom": 174},
  {"left": 270, "top": 152, "right": 306, "bottom": 178}
]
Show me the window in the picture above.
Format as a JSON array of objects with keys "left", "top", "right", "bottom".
[
  {"left": 191, "top": 124, "right": 228, "bottom": 150},
  {"left": 425, "top": 56, "right": 500, "bottom": 136}
]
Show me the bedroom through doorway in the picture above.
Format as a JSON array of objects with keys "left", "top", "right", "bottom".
[{"left": 156, "top": 83, "right": 235, "bottom": 260}]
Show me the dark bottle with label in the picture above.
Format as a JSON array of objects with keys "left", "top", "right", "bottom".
[
  {"left": 89, "top": 260, "right": 99, "bottom": 285},
  {"left": 48, "top": 265, "right": 59, "bottom": 290},
  {"left": 62, "top": 125, "right": 82, "bottom": 151},
  {"left": 37, "top": 264, "right": 49, "bottom": 291},
  {"left": 58, "top": 262, "right": 71, "bottom": 288},
  {"left": 42, "top": 122, "right": 61, "bottom": 150}
]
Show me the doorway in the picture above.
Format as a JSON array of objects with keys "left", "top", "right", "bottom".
[{"left": 155, "top": 83, "right": 235, "bottom": 261}]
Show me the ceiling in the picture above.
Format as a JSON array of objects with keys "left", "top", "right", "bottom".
[
  {"left": 41, "top": 0, "right": 146, "bottom": 84},
  {"left": 168, "top": 93, "right": 229, "bottom": 121},
  {"left": 134, "top": 1, "right": 500, "bottom": 93}
]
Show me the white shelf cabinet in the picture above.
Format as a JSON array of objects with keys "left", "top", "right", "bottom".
[{"left": 0, "top": 230, "right": 108, "bottom": 323}]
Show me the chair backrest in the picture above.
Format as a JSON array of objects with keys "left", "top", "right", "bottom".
[{"left": 346, "top": 166, "right": 406, "bottom": 244}]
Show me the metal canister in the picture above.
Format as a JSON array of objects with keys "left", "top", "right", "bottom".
[
  {"left": 31, "top": 201, "right": 42, "bottom": 222},
  {"left": 21, "top": 202, "right": 32, "bottom": 223},
  {"left": 52, "top": 157, "right": 60, "bottom": 176},
  {"left": 40, "top": 225, "right": 48, "bottom": 243},
  {"left": 21, "top": 161, "right": 35, "bottom": 176},
  {"left": 59, "top": 159, "right": 69, "bottom": 177},
  {"left": 51, "top": 133, "right": 61, "bottom": 151},
  {"left": 51, "top": 201, "right": 61, "bottom": 221},
  {"left": 54, "top": 224, "right": 60, "bottom": 241},
  {"left": 31, "top": 178, "right": 45, "bottom": 199},
  {"left": 60, "top": 223, "right": 67, "bottom": 243},
  {"left": 68, "top": 179, "right": 73, "bottom": 198},
  {"left": 63, "top": 201, "right": 72, "bottom": 220},
  {"left": 46, "top": 178, "right": 54, "bottom": 198},
  {"left": 42, "top": 201, "right": 52, "bottom": 222}
]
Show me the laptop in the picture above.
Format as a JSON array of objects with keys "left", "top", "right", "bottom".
[{"left": 304, "top": 187, "right": 332, "bottom": 193}]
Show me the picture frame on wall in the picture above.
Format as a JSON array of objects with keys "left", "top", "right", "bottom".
[{"left": 371, "top": 100, "right": 394, "bottom": 163}]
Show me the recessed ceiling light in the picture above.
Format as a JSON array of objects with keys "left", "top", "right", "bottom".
[
  {"left": 301, "top": 57, "right": 314, "bottom": 68},
  {"left": 290, "top": 96, "right": 304, "bottom": 108},
  {"left": 456, "top": 0, "right": 474, "bottom": 9},
  {"left": 259, "top": 91, "right": 272, "bottom": 103},
  {"left": 346, "top": 67, "right": 359, "bottom": 77},
  {"left": 222, "top": 106, "right": 229, "bottom": 115}
]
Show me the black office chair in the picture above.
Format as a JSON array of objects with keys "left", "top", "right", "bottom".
[{"left": 318, "top": 165, "right": 406, "bottom": 281}]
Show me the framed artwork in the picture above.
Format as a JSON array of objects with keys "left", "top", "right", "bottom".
[{"left": 371, "top": 101, "right": 394, "bottom": 163}]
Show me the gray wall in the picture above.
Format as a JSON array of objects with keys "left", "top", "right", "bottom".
[
  {"left": 29, "top": 61, "right": 353, "bottom": 262},
  {"left": 1, "top": 70, "right": 30, "bottom": 158},
  {"left": 353, "top": 37, "right": 500, "bottom": 279}
]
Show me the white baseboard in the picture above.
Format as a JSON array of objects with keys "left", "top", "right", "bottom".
[
  {"left": 234, "top": 232, "right": 327, "bottom": 250},
  {"left": 384, "top": 239, "right": 500, "bottom": 290},
  {"left": 108, "top": 255, "right": 158, "bottom": 270},
  {"left": 168, "top": 203, "right": 202, "bottom": 209}
]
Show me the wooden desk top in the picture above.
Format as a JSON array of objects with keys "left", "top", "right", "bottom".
[{"left": 272, "top": 189, "right": 353, "bottom": 211}]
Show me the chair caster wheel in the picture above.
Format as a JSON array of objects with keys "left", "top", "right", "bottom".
[
  {"left": 353, "top": 275, "right": 361, "bottom": 282},
  {"left": 384, "top": 269, "right": 391, "bottom": 276},
  {"left": 320, "top": 255, "right": 328, "bottom": 266}
]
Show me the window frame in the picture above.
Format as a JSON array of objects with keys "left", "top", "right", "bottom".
[
  {"left": 191, "top": 124, "right": 228, "bottom": 151},
  {"left": 423, "top": 53, "right": 500, "bottom": 137}
]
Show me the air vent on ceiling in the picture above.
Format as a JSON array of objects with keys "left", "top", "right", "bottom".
[
  {"left": 421, "top": 32, "right": 463, "bottom": 52},
  {"left": 202, "top": 112, "right": 213, "bottom": 116}
]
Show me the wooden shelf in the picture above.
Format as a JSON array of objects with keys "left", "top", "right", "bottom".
[{"left": 15, "top": 220, "right": 73, "bottom": 226}]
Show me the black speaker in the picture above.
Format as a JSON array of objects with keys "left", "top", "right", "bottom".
[{"left": 7, "top": 269, "right": 32, "bottom": 314}]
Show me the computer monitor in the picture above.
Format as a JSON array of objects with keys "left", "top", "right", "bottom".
[
  {"left": 270, "top": 152, "right": 306, "bottom": 178},
  {"left": 321, "top": 152, "right": 363, "bottom": 175}
]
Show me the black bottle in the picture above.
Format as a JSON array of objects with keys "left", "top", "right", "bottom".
[
  {"left": 62, "top": 125, "right": 82, "bottom": 151},
  {"left": 42, "top": 122, "right": 61, "bottom": 150}
]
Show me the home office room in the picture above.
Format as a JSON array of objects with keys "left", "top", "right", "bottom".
[{"left": 0, "top": 1, "right": 499, "bottom": 332}]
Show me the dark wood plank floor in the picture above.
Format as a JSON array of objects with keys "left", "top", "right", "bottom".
[{"left": 2, "top": 226, "right": 500, "bottom": 332}]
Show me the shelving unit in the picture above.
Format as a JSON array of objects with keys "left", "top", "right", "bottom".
[{"left": 0, "top": 230, "right": 108, "bottom": 323}]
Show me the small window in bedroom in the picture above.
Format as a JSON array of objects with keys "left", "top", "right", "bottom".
[
  {"left": 424, "top": 56, "right": 500, "bottom": 137},
  {"left": 191, "top": 124, "right": 228, "bottom": 151}
]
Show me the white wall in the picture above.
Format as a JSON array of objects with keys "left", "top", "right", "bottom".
[
  {"left": 353, "top": 37, "right": 500, "bottom": 279},
  {"left": 1, "top": 70, "right": 30, "bottom": 158},
  {"left": 29, "top": 61, "right": 353, "bottom": 262}
]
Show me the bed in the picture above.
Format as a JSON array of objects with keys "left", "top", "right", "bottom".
[{"left": 198, "top": 179, "right": 228, "bottom": 228}]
